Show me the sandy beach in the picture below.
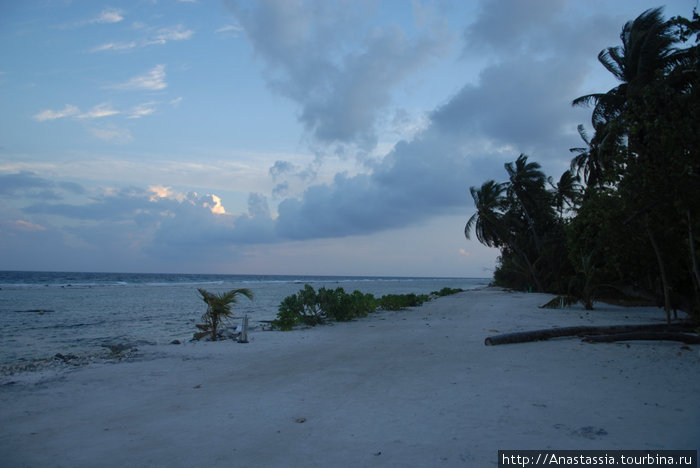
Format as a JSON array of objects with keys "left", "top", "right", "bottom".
[{"left": 1, "top": 287, "right": 698, "bottom": 467}]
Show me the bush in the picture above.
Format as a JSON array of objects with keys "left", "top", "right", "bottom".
[
  {"left": 430, "top": 287, "right": 463, "bottom": 297},
  {"left": 318, "top": 287, "right": 376, "bottom": 322},
  {"left": 273, "top": 285, "right": 460, "bottom": 330},
  {"left": 272, "top": 284, "right": 376, "bottom": 330},
  {"left": 376, "top": 293, "right": 430, "bottom": 311}
]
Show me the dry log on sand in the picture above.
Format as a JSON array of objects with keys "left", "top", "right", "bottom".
[
  {"left": 485, "top": 323, "right": 696, "bottom": 346},
  {"left": 582, "top": 332, "right": 700, "bottom": 344}
]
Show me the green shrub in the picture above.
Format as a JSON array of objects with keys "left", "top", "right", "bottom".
[
  {"left": 273, "top": 285, "right": 453, "bottom": 330},
  {"left": 317, "top": 287, "right": 376, "bottom": 321},
  {"left": 376, "top": 293, "right": 430, "bottom": 311},
  {"left": 430, "top": 287, "right": 464, "bottom": 297},
  {"left": 272, "top": 284, "right": 376, "bottom": 330}
]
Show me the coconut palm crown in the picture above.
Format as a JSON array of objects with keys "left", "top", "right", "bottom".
[{"left": 195, "top": 288, "right": 254, "bottom": 341}]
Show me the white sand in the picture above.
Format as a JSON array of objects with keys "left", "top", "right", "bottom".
[{"left": 1, "top": 288, "right": 699, "bottom": 467}]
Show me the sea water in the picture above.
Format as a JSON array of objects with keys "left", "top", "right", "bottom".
[{"left": 0, "top": 271, "right": 489, "bottom": 368}]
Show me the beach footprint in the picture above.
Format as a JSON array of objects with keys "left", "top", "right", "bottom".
[{"left": 554, "top": 424, "right": 608, "bottom": 439}]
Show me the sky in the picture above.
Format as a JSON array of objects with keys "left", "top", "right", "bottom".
[{"left": 0, "top": 0, "right": 697, "bottom": 277}]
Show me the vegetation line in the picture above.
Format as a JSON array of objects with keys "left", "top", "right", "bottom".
[{"left": 465, "top": 8, "right": 699, "bottom": 323}]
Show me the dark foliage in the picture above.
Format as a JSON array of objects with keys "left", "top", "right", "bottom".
[
  {"left": 466, "top": 8, "right": 700, "bottom": 321},
  {"left": 272, "top": 285, "right": 457, "bottom": 330}
]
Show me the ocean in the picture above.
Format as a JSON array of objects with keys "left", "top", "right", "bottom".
[{"left": 0, "top": 271, "right": 490, "bottom": 368}]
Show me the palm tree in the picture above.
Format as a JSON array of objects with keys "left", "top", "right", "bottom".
[
  {"left": 549, "top": 169, "right": 582, "bottom": 218},
  {"left": 572, "top": 7, "right": 679, "bottom": 153},
  {"left": 573, "top": 7, "right": 678, "bottom": 109},
  {"left": 195, "top": 288, "right": 254, "bottom": 341},
  {"left": 504, "top": 154, "right": 549, "bottom": 254},
  {"left": 569, "top": 124, "right": 609, "bottom": 189},
  {"left": 466, "top": 179, "right": 544, "bottom": 292},
  {"left": 464, "top": 180, "right": 507, "bottom": 248}
]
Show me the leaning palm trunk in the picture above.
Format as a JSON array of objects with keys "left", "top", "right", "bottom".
[
  {"left": 508, "top": 241, "right": 544, "bottom": 292},
  {"left": 688, "top": 209, "right": 700, "bottom": 293},
  {"left": 645, "top": 216, "right": 672, "bottom": 324},
  {"left": 519, "top": 202, "right": 542, "bottom": 255}
]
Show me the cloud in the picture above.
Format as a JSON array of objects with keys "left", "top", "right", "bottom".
[
  {"left": 91, "top": 25, "right": 194, "bottom": 53},
  {"left": 107, "top": 65, "right": 167, "bottom": 91},
  {"left": 269, "top": 160, "right": 297, "bottom": 180},
  {"left": 215, "top": 24, "right": 242, "bottom": 37},
  {"left": 34, "top": 103, "right": 123, "bottom": 122},
  {"left": 90, "top": 41, "right": 139, "bottom": 53},
  {"left": 0, "top": 171, "right": 85, "bottom": 200},
  {"left": 226, "top": 0, "right": 449, "bottom": 150},
  {"left": 33, "top": 104, "right": 80, "bottom": 121},
  {"left": 19, "top": 185, "right": 245, "bottom": 261},
  {"left": 430, "top": 55, "right": 587, "bottom": 157},
  {"left": 89, "top": 126, "right": 133, "bottom": 144},
  {"left": 463, "top": 0, "right": 566, "bottom": 55},
  {"left": 94, "top": 8, "right": 125, "bottom": 24},
  {"left": 145, "top": 25, "right": 194, "bottom": 45},
  {"left": 0, "top": 171, "right": 53, "bottom": 195},
  {"left": 127, "top": 102, "right": 157, "bottom": 119},
  {"left": 149, "top": 184, "right": 187, "bottom": 202},
  {"left": 212, "top": 0, "right": 617, "bottom": 244},
  {"left": 11, "top": 220, "right": 47, "bottom": 232},
  {"left": 8, "top": 1, "right": 647, "bottom": 271},
  {"left": 78, "top": 102, "right": 120, "bottom": 119}
]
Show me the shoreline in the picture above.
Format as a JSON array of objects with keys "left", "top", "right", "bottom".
[{"left": 2, "top": 288, "right": 698, "bottom": 467}]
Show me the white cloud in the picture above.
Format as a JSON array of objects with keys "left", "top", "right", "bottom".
[
  {"left": 146, "top": 25, "right": 194, "bottom": 45},
  {"left": 90, "top": 41, "right": 139, "bottom": 53},
  {"left": 94, "top": 8, "right": 125, "bottom": 24},
  {"left": 214, "top": 24, "right": 242, "bottom": 37},
  {"left": 89, "top": 126, "right": 133, "bottom": 144},
  {"left": 91, "top": 25, "right": 193, "bottom": 53},
  {"left": 33, "top": 104, "right": 80, "bottom": 121},
  {"left": 169, "top": 97, "right": 183, "bottom": 107},
  {"left": 78, "top": 103, "right": 120, "bottom": 119},
  {"left": 65, "top": 8, "right": 125, "bottom": 28},
  {"left": 108, "top": 65, "right": 167, "bottom": 91},
  {"left": 205, "top": 194, "right": 227, "bottom": 214},
  {"left": 149, "top": 185, "right": 187, "bottom": 202},
  {"left": 128, "top": 102, "right": 157, "bottom": 119}
]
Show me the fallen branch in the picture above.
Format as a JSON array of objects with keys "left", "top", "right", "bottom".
[
  {"left": 582, "top": 332, "right": 700, "bottom": 344},
  {"left": 484, "top": 323, "right": 695, "bottom": 346}
]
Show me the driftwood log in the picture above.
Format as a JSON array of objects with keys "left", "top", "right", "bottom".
[
  {"left": 582, "top": 332, "right": 700, "bottom": 344},
  {"left": 484, "top": 323, "right": 697, "bottom": 346}
]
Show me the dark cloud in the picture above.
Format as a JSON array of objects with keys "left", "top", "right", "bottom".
[
  {"left": 0, "top": 171, "right": 86, "bottom": 200},
  {"left": 272, "top": 181, "right": 290, "bottom": 198},
  {"left": 269, "top": 160, "right": 297, "bottom": 179},
  {"left": 0, "top": 171, "right": 51, "bottom": 195},
  {"left": 226, "top": 0, "right": 448, "bottom": 150},
  {"left": 227, "top": 1, "right": 621, "bottom": 243},
  {"left": 25, "top": 186, "right": 150, "bottom": 220},
  {"left": 463, "top": 0, "right": 567, "bottom": 54},
  {"left": 431, "top": 55, "right": 589, "bottom": 157},
  {"left": 3, "top": 2, "right": 652, "bottom": 269}
]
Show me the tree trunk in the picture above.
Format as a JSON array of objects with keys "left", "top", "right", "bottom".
[
  {"left": 510, "top": 242, "right": 544, "bottom": 292},
  {"left": 582, "top": 332, "right": 700, "bottom": 344},
  {"left": 646, "top": 215, "right": 672, "bottom": 324},
  {"left": 484, "top": 323, "right": 694, "bottom": 346},
  {"left": 688, "top": 209, "right": 700, "bottom": 292}
]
